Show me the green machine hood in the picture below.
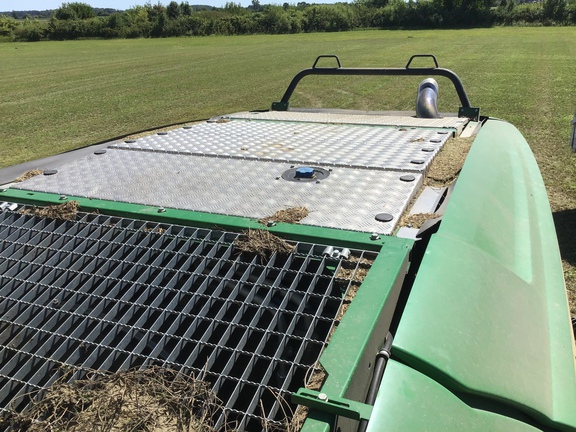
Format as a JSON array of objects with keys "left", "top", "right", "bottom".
[{"left": 391, "top": 119, "right": 576, "bottom": 431}]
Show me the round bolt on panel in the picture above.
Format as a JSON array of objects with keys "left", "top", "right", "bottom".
[
  {"left": 370, "top": 233, "right": 380, "bottom": 241},
  {"left": 400, "top": 175, "right": 415, "bottom": 182},
  {"left": 59, "top": 195, "right": 67, "bottom": 200},
  {"left": 410, "top": 160, "right": 425, "bottom": 165},
  {"left": 94, "top": 150, "right": 107, "bottom": 155},
  {"left": 437, "top": 131, "right": 449, "bottom": 134},
  {"left": 421, "top": 147, "right": 435, "bottom": 152},
  {"left": 183, "top": 126, "right": 192, "bottom": 129},
  {"left": 317, "top": 393, "right": 328, "bottom": 401},
  {"left": 158, "top": 207, "right": 166, "bottom": 213},
  {"left": 375, "top": 213, "right": 394, "bottom": 222},
  {"left": 44, "top": 170, "right": 58, "bottom": 176},
  {"left": 157, "top": 132, "right": 168, "bottom": 136},
  {"left": 125, "top": 140, "right": 136, "bottom": 143},
  {"left": 430, "top": 138, "right": 442, "bottom": 143}
]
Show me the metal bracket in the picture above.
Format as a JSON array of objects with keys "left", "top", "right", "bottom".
[
  {"left": 274, "top": 54, "right": 474, "bottom": 113},
  {"left": 0, "top": 202, "right": 18, "bottom": 213},
  {"left": 291, "top": 389, "right": 373, "bottom": 421},
  {"left": 271, "top": 101, "right": 289, "bottom": 111},
  {"left": 458, "top": 106, "right": 480, "bottom": 121}
]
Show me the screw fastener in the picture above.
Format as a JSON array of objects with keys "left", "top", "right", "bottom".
[{"left": 317, "top": 393, "right": 328, "bottom": 401}]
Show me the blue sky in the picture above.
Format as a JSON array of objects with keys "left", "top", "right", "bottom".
[{"left": 0, "top": 0, "right": 308, "bottom": 11}]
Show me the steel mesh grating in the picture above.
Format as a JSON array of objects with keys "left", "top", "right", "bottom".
[{"left": 0, "top": 208, "right": 376, "bottom": 430}]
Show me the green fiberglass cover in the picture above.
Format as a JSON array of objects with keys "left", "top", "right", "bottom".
[{"left": 392, "top": 119, "right": 576, "bottom": 431}]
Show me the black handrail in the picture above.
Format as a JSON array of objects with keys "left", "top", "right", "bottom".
[{"left": 272, "top": 54, "right": 476, "bottom": 117}]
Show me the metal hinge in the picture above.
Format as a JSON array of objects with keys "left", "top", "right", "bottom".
[{"left": 291, "top": 389, "right": 373, "bottom": 421}]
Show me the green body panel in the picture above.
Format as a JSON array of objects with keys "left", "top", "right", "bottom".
[
  {"left": 301, "top": 237, "right": 412, "bottom": 432},
  {"left": 0, "top": 189, "right": 384, "bottom": 250},
  {"left": 367, "top": 360, "right": 544, "bottom": 432},
  {"left": 393, "top": 119, "right": 576, "bottom": 430}
]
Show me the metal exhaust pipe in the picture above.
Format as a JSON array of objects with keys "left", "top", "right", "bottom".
[{"left": 416, "top": 78, "right": 440, "bottom": 119}]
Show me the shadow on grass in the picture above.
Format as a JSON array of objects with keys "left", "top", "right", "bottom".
[{"left": 553, "top": 209, "right": 576, "bottom": 265}]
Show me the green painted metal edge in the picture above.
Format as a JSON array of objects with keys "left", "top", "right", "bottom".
[
  {"left": 366, "top": 360, "right": 545, "bottom": 432},
  {"left": 300, "top": 236, "right": 413, "bottom": 432},
  {"left": 0, "top": 188, "right": 384, "bottom": 250},
  {"left": 393, "top": 119, "right": 576, "bottom": 431}
]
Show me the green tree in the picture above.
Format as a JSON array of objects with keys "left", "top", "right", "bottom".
[
  {"left": 166, "top": 1, "right": 180, "bottom": 19},
  {"left": 54, "top": 2, "right": 95, "bottom": 20},
  {"left": 543, "top": 0, "right": 567, "bottom": 20},
  {"left": 180, "top": 1, "right": 192, "bottom": 16},
  {"left": 0, "top": 15, "right": 18, "bottom": 36}
]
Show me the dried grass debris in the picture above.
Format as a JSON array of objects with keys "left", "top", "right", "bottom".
[
  {"left": 288, "top": 356, "right": 328, "bottom": 431},
  {"left": 13, "top": 169, "right": 43, "bottom": 182},
  {"left": 20, "top": 201, "right": 80, "bottom": 221},
  {"left": 1, "top": 367, "right": 225, "bottom": 432},
  {"left": 234, "top": 229, "right": 294, "bottom": 261},
  {"left": 331, "top": 255, "right": 375, "bottom": 335},
  {"left": 426, "top": 137, "right": 474, "bottom": 186},
  {"left": 259, "top": 207, "right": 309, "bottom": 226},
  {"left": 400, "top": 212, "right": 439, "bottom": 229}
]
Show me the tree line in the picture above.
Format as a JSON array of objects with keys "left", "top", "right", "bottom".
[{"left": 1, "top": 0, "right": 575, "bottom": 42}]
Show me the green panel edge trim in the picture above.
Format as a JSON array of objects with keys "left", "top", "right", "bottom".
[
  {"left": 301, "top": 236, "right": 413, "bottom": 432},
  {"left": 292, "top": 389, "right": 373, "bottom": 421},
  {"left": 0, "top": 188, "right": 388, "bottom": 250}
]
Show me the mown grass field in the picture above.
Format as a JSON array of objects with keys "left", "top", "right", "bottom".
[{"left": 1, "top": 27, "right": 576, "bottom": 312}]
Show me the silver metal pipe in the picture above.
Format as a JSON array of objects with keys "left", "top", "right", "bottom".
[{"left": 416, "top": 78, "right": 440, "bottom": 119}]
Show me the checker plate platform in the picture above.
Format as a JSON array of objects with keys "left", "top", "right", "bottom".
[{"left": 13, "top": 113, "right": 462, "bottom": 234}]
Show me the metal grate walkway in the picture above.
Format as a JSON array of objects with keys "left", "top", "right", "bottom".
[{"left": 0, "top": 208, "right": 376, "bottom": 430}]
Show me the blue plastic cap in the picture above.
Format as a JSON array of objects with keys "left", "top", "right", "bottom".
[{"left": 295, "top": 167, "right": 315, "bottom": 178}]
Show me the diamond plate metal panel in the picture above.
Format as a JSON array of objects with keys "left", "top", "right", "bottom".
[
  {"left": 227, "top": 111, "right": 469, "bottom": 129},
  {"left": 14, "top": 150, "right": 422, "bottom": 235},
  {"left": 109, "top": 120, "right": 450, "bottom": 172}
]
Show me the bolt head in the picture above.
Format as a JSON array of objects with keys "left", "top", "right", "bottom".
[{"left": 317, "top": 393, "right": 328, "bottom": 401}]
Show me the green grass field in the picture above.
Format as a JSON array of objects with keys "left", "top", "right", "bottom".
[{"left": 1, "top": 27, "right": 576, "bottom": 311}]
